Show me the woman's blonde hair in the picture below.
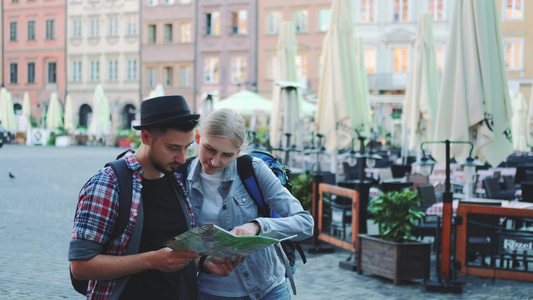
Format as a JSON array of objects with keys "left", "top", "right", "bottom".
[{"left": 199, "top": 108, "right": 248, "bottom": 149}]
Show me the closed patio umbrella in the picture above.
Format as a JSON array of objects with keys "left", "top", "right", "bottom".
[
  {"left": 88, "top": 85, "right": 111, "bottom": 138},
  {"left": 269, "top": 21, "right": 303, "bottom": 149},
  {"left": 45, "top": 92, "right": 63, "bottom": 130},
  {"left": 528, "top": 85, "right": 533, "bottom": 147},
  {"left": 0, "top": 88, "right": 17, "bottom": 131},
  {"left": 22, "top": 92, "right": 31, "bottom": 120},
  {"left": 511, "top": 93, "right": 528, "bottom": 152},
  {"left": 433, "top": 0, "right": 513, "bottom": 167},
  {"left": 402, "top": 13, "right": 439, "bottom": 152},
  {"left": 64, "top": 94, "right": 75, "bottom": 133},
  {"left": 316, "top": 0, "right": 372, "bottom": 154}
]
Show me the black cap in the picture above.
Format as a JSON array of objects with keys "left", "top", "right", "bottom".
[{"left": 133, "top": 95, "right": 200, "bottom": 130}]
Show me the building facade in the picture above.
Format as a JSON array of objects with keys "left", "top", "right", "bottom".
[
  {"left": 141, "top": 0, "right": 196, "bottom": 109},
  {"left": 195, "top": 0, "right": 258, "bottom": 112},
  {"left": 3, "top": 0, "right": 66, "bottom": 124},
  {"left": 67, "top": 0, "right": 140, "bottom": 132},
  {"left": 497, "top": 0, "right": 532, "bottom": 103}
]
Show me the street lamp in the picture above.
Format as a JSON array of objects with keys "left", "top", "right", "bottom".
[{"left": 414, "top": 140, "right": 482, "bottom": 293}]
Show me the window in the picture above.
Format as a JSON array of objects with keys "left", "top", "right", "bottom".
[
  {"left": 266, "top": 56, "right": 277, "bottom": 79},
  {"left": 27, "top": 21, "right": 36, "bottom": 40},
  {"left": 147, "top": 0, "right": 157, "bottom": 6},
  {"left": 73, "top": 19, "right": 82, "bottom": 38},
  {"left": 180, "top": 0, "right": 191, "bottom": 3},
  {"left": 48, "top": 62, "right": 57, "bottom": 83},
  {"left": 73, "top": 61, "right": 82, "bottom": 82},
  {"left": 204, "top": 57, "right": 220, "bottom": 84},
  {"left": 90, "top": 18, "right": 99, "bottom": 37},
  {"left": 127, "top": 59, "right": 137, "bottom": 81},
  {"left": 180, "top": 21, "right": 192, "bottom": 43},
  {"left": 180, "top": 66, "right": 191, "bottom": 87},
  {"left": 295, "top": 55, "right": 308, "bottom": 87},
  {"left": 293, "top": 10, "right": 308, "bottom": 33},
  {"left": 127, "top": 16, "right": 137, "bottom": 36},
  {"left": 266, "top": 11, "right": 281, "bottom": 35},
  {"left": 147, "top": 67, "right": 157, "bottom": 87},
  {"left": 231, "top": 10, "right": 247, "bottom": 35},
  {"left": 503, "top": 0, "right": 523, "bottom": 21},
  {"left": 46, "top": 20, "right": 55, "bottom": 39},
  {"left": 108, "top": 60, "right": 118, "bottom": 81},
  {"left": 435, "top": 46, "right": 444, "bottom": 73},
  {"left": 504, "top": 39, "right": 523, "bottom": 70},
  {"left": 230, "top": 57, "right": 247, "bottom": 83},
  {"left": 10, "top": 22, "right": 17, "bottom": 41},
  {"left": 361, "top": 0, "right": 376, "bottom": 23},
  {"left": 164, "top": 67, "right": 173, "bottom": 87},
  {"left": 364, "top": 48, "right": 376, "bottom": 74},
  {"left": 206, "top": 12, "right": 220, "bottom": 36},
  {"left": 10, "top": 63, "right": 18, "bottom": 84},
  {"left": 90, "top": 60, "right": 100, "bottom": 82},
  {"left": 393, "top": 0, "right": 409, "bottom": 22},
  {"left": 429, "top": 0, "right": 445, "bottom": 20},
  {"left": 318, "top": 9, "right": 331, "bottom": 32},
  {"left": 393, "top": 47, "right": 409, "bottom": 73},
  {"left": 148, "top": 25, "right": 156, "bottom": 43},
  {"left": 164, "top": 24, "right": 173, "bottom": 43},
  {"left": 108, "top": 17, "right": 118, "bottom": 37},
  {"left": 27, "top": 62, "right": 35, "bottom": 83},
  {"left": 163, "top": 0, "right": 174, "bottom": 4}
]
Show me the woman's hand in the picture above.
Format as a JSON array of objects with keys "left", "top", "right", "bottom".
[
  {"left": 205, "top": 256, "right": 245, "bottom": 277},
  {"left": 230, "top": 222, "right": 260, "bottom": 236}
]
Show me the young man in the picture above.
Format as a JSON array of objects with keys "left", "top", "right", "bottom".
[{"left": 69, "top": 95, "right": 241, "bottom": 300}]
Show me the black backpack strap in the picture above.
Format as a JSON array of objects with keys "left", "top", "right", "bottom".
[
  {"left": 237, "top": 155, "right": 269, "bottom": 217},
  {"left": 105, "top": 159, "right": 133, "bottom": 247}
]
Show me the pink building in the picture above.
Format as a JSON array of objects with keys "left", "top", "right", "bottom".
[{"left": 3, "top": 0, "right": 66, "bottom": 124}]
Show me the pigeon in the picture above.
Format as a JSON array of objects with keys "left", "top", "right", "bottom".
[{"left": 9, "top": 172, "right": 15, "bottom": 179}]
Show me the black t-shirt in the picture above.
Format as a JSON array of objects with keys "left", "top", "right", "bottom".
[{"left": 120, "top": 175, "right": 197, "bottom": 300}]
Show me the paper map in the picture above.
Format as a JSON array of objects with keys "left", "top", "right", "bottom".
[{"left": 165, "top": 224, "right": 280, "bottom": 260}]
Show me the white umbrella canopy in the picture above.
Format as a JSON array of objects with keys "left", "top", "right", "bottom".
[
  {"left": 63, "top": 94, "right": 75, "bottom": 133},
  {"left": 214, "top": 90, "right": 272, "bottom": 116},
  {"left": 316, "top": 0, "right": 372, "bottom": 153},
  {"left": 88, "top": 85, "right": 111, "bottom": 137},
  {"left": 402, "top": 13, "right": 439, "bottom": 152},
  {"left": 0, "top": 88, "right": 18, "bottom": 131},
  {"left": 269, "top": 21, "right": 303, "bottom": 148},
  {"left": 46, "top": 92, "right": 63, "bottom": 130},
  {"left": 511, "top": 93, "right": 528, "bottom": 152},
  {"left": 528, "top": 85, "right": 533, "bottom": 147},
  {"left": 22, "top": 92, "right": 31, "bottom": 119},
  {"left": 433, "top": 0, "right": 513, "bottom": 166}
]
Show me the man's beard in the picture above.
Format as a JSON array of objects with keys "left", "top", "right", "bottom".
[{"left": 148, "top": 150, "right": 177, "bottom": 175}]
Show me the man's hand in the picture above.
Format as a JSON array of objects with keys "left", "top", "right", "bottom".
[
  {"left": 205, "top": 256, "right": 245, "bottom": 277},
  {"left": 149, "top": 247, "right": 199, "bottom": 272},
  {"left": 230, "top": 222, "right": 260, "bottom": 236}
]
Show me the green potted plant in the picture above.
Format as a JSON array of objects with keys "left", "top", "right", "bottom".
[{"left": 357, "top": 188, "right": 432, "bottom": 285}]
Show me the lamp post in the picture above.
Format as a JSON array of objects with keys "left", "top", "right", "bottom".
[{"left": 414, "top": 140, "right": 482, "bottom": 293}]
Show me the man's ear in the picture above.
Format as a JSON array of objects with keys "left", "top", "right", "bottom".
[
  {"left": 141, "top": 129, "right": 152, "bottom": 145},
  {"left": 195, "top": 129, "right": 201, "bottom": 144}
]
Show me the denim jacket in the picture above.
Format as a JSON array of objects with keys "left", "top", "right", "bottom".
[{"left": 184, "top": 156, "right": 314, "bottom": 299}]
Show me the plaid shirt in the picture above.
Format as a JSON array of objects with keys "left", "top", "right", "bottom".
[{"left": 70, "top": 152, "right": 195, "bottom": 299}]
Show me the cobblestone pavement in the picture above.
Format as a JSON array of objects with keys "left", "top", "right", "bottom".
[{"left": 0, "top": 144, "right": 532, "bottom": 300}]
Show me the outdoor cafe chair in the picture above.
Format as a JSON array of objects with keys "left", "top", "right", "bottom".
[{"left": 483, "top": 177, "right": 516, "bottom": 200}]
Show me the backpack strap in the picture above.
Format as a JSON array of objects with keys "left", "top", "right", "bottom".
[
  {"left": 105, "top": 159, "right": 133, "bottom": 246},
  {"left": 176, "top": 157, "right": 197, "bottom": 188},
  {"left": 236, "top": 155, "right": 269, "bottom": 217}
]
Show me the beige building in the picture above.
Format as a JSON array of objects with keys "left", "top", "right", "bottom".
[
  {"left": 66, "top": 0, "right": 141, "bottom": 133},
  {"left": 141, "top": 0, "right": 196, "bottom": 110},
  {"left": 195, "top": 0, "right": 258, "bottom": 112},
  {"left": 497, "top": 0, "right": 532, "bottom": 104}
]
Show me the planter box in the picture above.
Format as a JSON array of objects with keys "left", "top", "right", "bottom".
[
  {"left": 357, "top": 234, "right": 431, "bottom": 285},
  {"left": 55, "top": 136, "right": 71, "bottom": 147},
  {"left": 118, "top": 138, "right": 133, "bottom": 148}
]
